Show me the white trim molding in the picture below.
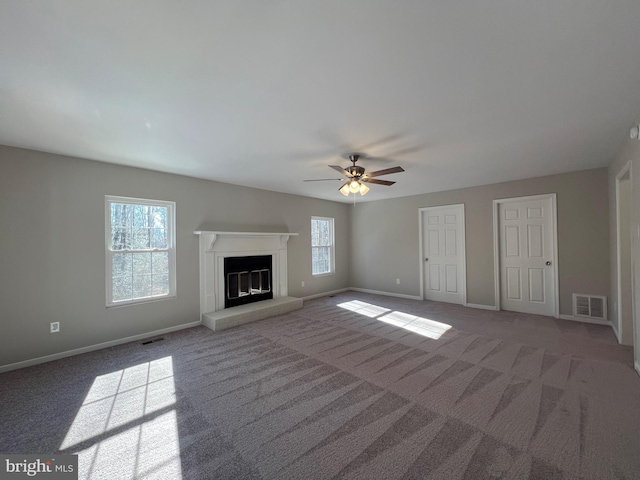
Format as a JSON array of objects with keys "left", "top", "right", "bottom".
[
  {"left": 466, "top": 303, "right": 499, "bottom": 311},
  {"left": 614, "top": 161, "right": 635, "bottom": 348},
  {"left": 611, "top": 322, "right": 621, "bottom": 344},
  {"left": 493, "top": 193, "right": 560, "bottom": 318},
  {"left": 558, "top": 314, "right": 611, "bottom": 326},
  {"left": 0, "top": 321, "right": 201, "bottom": 374},
  {"left": 350, "top": 287, "right": 422, "bottom": 301},
  {"left": 635, "top": 362, "right": 640, "bottom": 377},
  {"left": 301, "top": 288, "right": 350, "bottom": 301}
]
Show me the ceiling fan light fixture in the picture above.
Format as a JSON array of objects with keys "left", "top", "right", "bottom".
[{"left": 305, "top": 152, "right": 404, "bottom": 198}]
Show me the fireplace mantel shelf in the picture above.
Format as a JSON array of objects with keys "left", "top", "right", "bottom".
[
  {"left": 194, "top": 230, "right": 298, "bottom": 237},
  {"left": 194, "top": 231, "right": 298, "bottom": 251}
]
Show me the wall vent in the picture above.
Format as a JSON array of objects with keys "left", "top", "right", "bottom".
[
  {"left": 141, "top": 337, "right": 165, "bottom": 345},
  {"left": 572, "top": 294, "right": 607, "bottom": 320}
]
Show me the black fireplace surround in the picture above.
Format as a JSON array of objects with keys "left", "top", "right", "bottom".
[{"left": 224, "top": 255, "right": 273, "bottom": 308}]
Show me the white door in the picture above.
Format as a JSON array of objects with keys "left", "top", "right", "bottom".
[
  {"left": 497, "top": 196, "right": 556, "bottom": 316},
  {"left": 422, "top": 204, "right": 466, "bottom": 305}
]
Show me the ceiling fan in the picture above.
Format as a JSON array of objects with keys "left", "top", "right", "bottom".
[{"left": 304, "top": 153, "right": 405, "bottom": 196}]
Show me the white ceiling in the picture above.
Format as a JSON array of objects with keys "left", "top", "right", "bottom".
[{"left": 2, "top": 1, "right": 640, "bottom": 203}]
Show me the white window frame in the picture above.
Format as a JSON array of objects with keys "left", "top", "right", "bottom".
[
  {"left": 105, "top": 195, "right": 176, "bottom": 307},
  {"left": 311, "top": 216, "right": 335, "bottom": 276}
]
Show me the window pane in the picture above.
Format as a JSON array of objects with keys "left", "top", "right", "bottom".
[
  {"left": 111, "top": 204, "right": 132, "bottom": 228},
  {"left": 151, "top": 206, "right": 167, "bottom": 229},
  {"left": 311, "top": 219, "right": 331, "bottom": 247},
  {"left": 113, "top": 275, "right": 133, "bottom": 302},
  {"left": 133, "top": 252, "right": 152, "bottom": 275},
  {"left": 318, "top": 221, "right": 328, "bottom": 246},
  {"left": 132, "top": 228, "right": 150, "bottom": 250},
  {"left": 312, "top": 246, "right": 331, "bottom": 274},
  {"left": 133, "top": 205, "right": 149, "bottom": 228},
  {"left": 311, "top": 220, "right": 319, "bottom": 246},
  {"left": 151, "top": 228, "right": 167, "bottom": 249},
  {"left": 152, "top": 274, "right": 169, "bottom": 296},
  {"left": 151, "top": 252, "right": 169, "bottom": 274},
  {"left": 112, "top": 253, "right": 132, "bottom": 277},
  {"left": 319, "top": 246, "right": 330, "bottom": 272},
  {"left": 133, "top": 274, "right": 152, "bottom": 298},
  {"left": 111, "top": 227, "right": 130, "bottom": 250}
]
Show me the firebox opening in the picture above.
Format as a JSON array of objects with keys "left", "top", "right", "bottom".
[{"left": 224, "top": 255, "right": 273, "bottom": 308}]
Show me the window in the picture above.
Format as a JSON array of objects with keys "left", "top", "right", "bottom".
[
  {"left": 106, "top": 196, "right": 176, "bottom": 306},
  {"left": 311, "top": 216, "right": 334, "bottom": 276}
]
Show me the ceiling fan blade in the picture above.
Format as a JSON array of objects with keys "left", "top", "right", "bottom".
[
  {"left": 329, "top": 165, "right": 352, "bottom": 177},
  {"left": 365, "top": 166, "right": 405, "bottom": 177},
  {"left": 303, "top": 178, "right": 344, "bottom": 182},
  {"left": 361, "top": 178, "right": 395, "bottom": 186}
]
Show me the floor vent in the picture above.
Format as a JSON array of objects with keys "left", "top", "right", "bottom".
[
  {"left": 573, "top": 294, "right": 607, "bottom": 320},
  {"left": 141, "top": 337, "right": 166, "bottom": 345}
]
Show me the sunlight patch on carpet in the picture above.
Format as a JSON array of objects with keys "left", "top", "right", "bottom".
[
  {"left": 338, "top": 300, "right": 451, "bottom": 339},
  {"left": 337, "top": 300, "right": 391, "bottom": 317},
  {"left": 60, "top": 356, "right": 182, "bottom": 479}
]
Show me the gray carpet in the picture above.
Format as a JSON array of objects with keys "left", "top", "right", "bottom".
[{"left": 1, "top": 292, "right": 639, "bottom": 479}]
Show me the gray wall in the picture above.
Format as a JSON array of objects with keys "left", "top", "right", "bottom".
[
  {"left": 350, "top": 168, "right": 610, "bottom": 315},
  {"left": 1, "top": 143, "right": 613, "bottom": 369},
  {"left": 0, "top": 145, "right": 350, "bottom": 367}
]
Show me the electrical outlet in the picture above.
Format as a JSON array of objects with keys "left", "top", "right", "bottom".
[
  {"left": 396, "top": 278, "right": 400, "bottom": 285},
  {"left": 301, "top": 281, "right": 305, "bottom": 288},
  {"left": 50, "top": 322, "right": 60, "bottom": 334}
]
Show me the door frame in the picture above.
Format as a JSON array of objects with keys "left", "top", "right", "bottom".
[
  {"left": 419, "top": 204, "right": 467, "bottom": 305},
  {"left": 492, "top": 193, "right": 559, "bottom": 318},
  {"left": 611, "top": 160, "right": 640, "bottom": 366},
  {"left": 613, "top": 161, "right": 636, "bottom": 348}
]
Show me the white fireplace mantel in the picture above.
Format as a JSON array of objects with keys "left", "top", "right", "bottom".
[{"left": 194, "top": 230, "right": 299, "bottom": 317}]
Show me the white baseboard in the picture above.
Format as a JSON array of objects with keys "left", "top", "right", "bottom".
[
  {"left": 466, "top": 303, "right": 498, "bottom": 311},
  {"left": 301, "top": 288, "right": 350, "bottom": 302},
  {"left": 558, "top": 314, "right": 611, "bottom": 326},
  {"left": 611, "top": 321, "right": 621, "bottom": 343},
  {"left": 349, "top": 287, "right": 422, "bottom": 301},
  {"left": 0, "top": 321, "right": 201, "bottom": 374}
]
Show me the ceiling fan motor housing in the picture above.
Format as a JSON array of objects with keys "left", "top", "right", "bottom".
[{"left": 348, "top": 165, "right": 365, "bottom": 177}]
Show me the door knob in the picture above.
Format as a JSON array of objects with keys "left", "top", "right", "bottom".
[{"left": 545, "top": 261, "right": 551, "bottom": 266}]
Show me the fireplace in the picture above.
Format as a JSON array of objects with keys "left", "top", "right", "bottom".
[
  {"left": 194, "top": 230, "right": 298, "bottom": 316},
  {"left": 194, "top": 230, "right": 302, "bottom": 331},
  {"left": 224, "top": 255, "right": 273, "bottom": 308}
]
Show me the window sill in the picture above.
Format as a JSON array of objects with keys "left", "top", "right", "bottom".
[
  {"left": 106, "top": 294, "right": 176, "bottom": 309},
  {"left": 312, "top": 272, "right": 335, "bottom": 278}
]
